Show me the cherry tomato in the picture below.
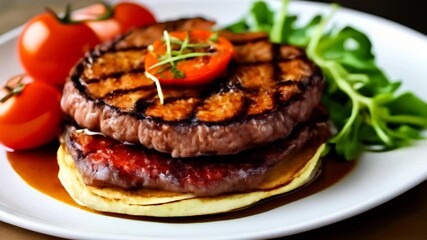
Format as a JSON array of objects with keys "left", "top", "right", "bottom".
[
  {"left": 0, "top": 75, "right": 62, "bottom": 151},
  {"left": 18, "top": 2, "right": 156, "bottom": 87},
  {"left": 72, "top": 2, "right": 156, "bottom": 41},
  {"left": 113, "top": 2, "right": 157, "bottom": 33},
  {"left": 72, "top": 3, "right": 121, "bottom": 42},
  {"left": 145, "top": 30, "right": 234, "bottom": 86},
  {"left": 18, "top": 12, "right": 100, "bottom": 87}
]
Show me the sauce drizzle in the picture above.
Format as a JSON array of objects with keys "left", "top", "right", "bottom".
[{"left": 6, "top": 141, "right": 355, "bottom": 222}]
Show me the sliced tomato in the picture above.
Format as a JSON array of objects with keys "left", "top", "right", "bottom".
[
  {"left": 145, "top": 30, "right": 234, "bottom": 86},
  {"left": 18, "top": 12, "right": 100, "bottom": 87},
  {"left": 0, "top": 75, "right": 62, "bottom": 151}
]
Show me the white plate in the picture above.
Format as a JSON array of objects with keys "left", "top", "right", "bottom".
[{"left": 1, "top": 0, "right": 427, "bottom": 239}]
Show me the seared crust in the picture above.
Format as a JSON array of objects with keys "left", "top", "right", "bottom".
[
  {"left": 63, "top": 118, "right": 330, "bottom": 196},
  {"left": 61, "top": 18, "right": 324, "bottom": 157}
]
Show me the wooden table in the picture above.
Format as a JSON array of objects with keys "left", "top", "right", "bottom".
[{"left": 1, "top": 1, "right": 426, "bottom": 239}]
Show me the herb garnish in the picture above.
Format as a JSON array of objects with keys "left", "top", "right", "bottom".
[
  {"left": 145, "top": 30, "right": 218, "bottom": 104},
  {"left": 144, "top": 71, "right": 165, "bottom": 105},
  {"left": 225, "top": 0, "right": 427, "bottom": 160},
  {"left": 147, "top": 31, "right": 213, "bottom": 79}
]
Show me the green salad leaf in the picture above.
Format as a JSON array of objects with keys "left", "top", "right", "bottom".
[{"left": 225, "top": 0, "right": 427, "bottom": 160}]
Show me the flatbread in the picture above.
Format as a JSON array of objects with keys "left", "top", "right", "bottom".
[{"left": 57, "top": 143, "right": 325, "bottom": 217}]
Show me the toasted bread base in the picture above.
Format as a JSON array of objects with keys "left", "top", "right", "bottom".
[{"left": 57, "top": 143, "right": 325, "bottom": 217}]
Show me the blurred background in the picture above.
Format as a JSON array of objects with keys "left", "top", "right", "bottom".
[
  {"left": 0, "top": 0, "right": 97, "bottom": 33},
  {"left": 317, "top": 0, "right": 425, "bottom": 34},
  {"left": 0, "top": 0, "right": 425, "bottom": 35}
]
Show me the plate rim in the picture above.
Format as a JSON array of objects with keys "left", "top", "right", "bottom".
[{"left": 1, "top": 1, "right": 427, "bottom": 239}]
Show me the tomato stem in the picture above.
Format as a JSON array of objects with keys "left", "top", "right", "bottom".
[
  {"left": 93, "top": 2, "right": 114, "bottom": 21},
  {"left": 45, "top": 2, "right": 113, "bottom": 24},
  {"left": 1, "top": 75, "right": 26, "bottom": 103},
  {"left": 4, "top": 85, "right": 14, "bottom": 92}
]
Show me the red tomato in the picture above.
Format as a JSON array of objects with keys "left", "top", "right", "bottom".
[
  {"left": 145, "top": 30, "right": 234, "bottom": 86},
  {"left": 72, "top": 2, "right": 156, "bottom": 41},
  {"left": 18, "top": 13, "right": 100, "bottom": 87},
  {"left": 18, "top": 2, "right": 156, "bottom": 87},
  {"left": 114, "top": 2, "right": 157, "bottom": 33},
  {"left": 0, "top": 75, "right": 62, "bottom": 151},
  {"left": 72, "top": 3, "right": 121, "bottom": 42}
]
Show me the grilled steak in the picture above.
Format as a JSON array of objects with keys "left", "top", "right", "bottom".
[
  {"left": 63, "top": 115, "right": 330, "bottom": 197},
  {"left": 61, "top": 18, "right": 324, "bottom": 158}
]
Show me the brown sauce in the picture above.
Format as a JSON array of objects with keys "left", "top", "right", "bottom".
[
  {"left": 6, "top": 141, "right": 355, "bottom": 223},
  {"left": 6, "top": 141, "right": 89, "bottom": 212}
]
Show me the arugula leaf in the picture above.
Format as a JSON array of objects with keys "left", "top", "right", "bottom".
[
  {"left": 249, "top": 1, "right": 275, "bottom": 32},
  {"left": 386, "top": 92, "right": 427, "bottom": 121},
  {"left": 224, "top": 1, "right": 274, "bottom": 33},
  {"left": 225, "top": 19, "right": 249, "bottom": 33},
  {"left": 306, "top": 6, "right": 427, "bottom": 157},
  {"left": 224, "top": 0, "right": 427, "bottom": 160},
  {"left": 286, "top": 15, "right": 321, "bottom": 46}
]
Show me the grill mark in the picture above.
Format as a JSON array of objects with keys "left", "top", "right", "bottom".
[
  {"left": 235, "top": 58, "right": 301, "bottom": 65},
  {"left": 108, "top": 45, "right": 148, "bottom": 53},
  {"left": 134, "top": 98, "right": 155, "bottom": 118},
  {"left": 89, "top": 68, "right": 147, "bottom": 83},
  {"left": 98, "top": 86, "right": 155, "bottom": 100},
  {"left": 272, "top": 43, "right": 283, "bottom": 84},
  {"left": 101, "top": 88, "right": 157, "bottom": 112},
  {"left": 84, "top": 72, "right": 155, "bottom": 99},
  {"left": 84, "top": 78, "right": 101, "bottom": 85},
  {"left": 73, "top": 61, "right": 319, "bottom": 125},
  {"left": 83, "top": 34, "right": 125, "bottom": 68},
  {"left": 83, "top": 51, "right": 147, "bottom": 80},
  {"left": 272, "top": 43, "right": 286, "bottom": 110},
  {"left": 70, "top": 24, "right": 321, "bottom": 126},
  {"left": 110, "top": 30, "right": 133, "bottom": 49},
  {"left": 189, "top": 96, "right": 206, "bottom": 124},
  {"left": 277, "top": 80, "right": 300, "bottom": 86},
  {"left": 229, "top": 38, "right": 270, "bottom": 46}
]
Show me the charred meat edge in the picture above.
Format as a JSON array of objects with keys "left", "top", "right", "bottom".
[
  {"left": 61, "top": 18, "right": 324, "bottom": 157},
  {"left": 64, "top": 117, "right": 330, "bottom": 197}
]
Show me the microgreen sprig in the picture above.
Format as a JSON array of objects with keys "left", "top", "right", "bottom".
[
  {"left": 145, "top": 30, "right": 217, "bottom": 105},
  {"left": 144, "top": 71, "right": 165, "bottom": 105},
  {"left": 147, "top": 31, "right": 213, "bottom": 79}
]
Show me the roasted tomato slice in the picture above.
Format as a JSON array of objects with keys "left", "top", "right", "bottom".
[{"left": 145, "top": 30, "right": 234, "bottom": 86}]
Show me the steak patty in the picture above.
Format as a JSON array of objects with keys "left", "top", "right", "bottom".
[
  {"left": 63, "top": 115, "right": 330, "bottom": 197},
  {"left": 61, "top": 18, "right": 324, "bottom": 157}
]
